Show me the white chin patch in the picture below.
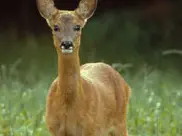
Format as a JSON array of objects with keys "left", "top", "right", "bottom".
[
  {"left": 61, "top": 46, "right": 73, "bottom": 54},
  {"left": 62, "top": 49, "right": 73, "bottom": 54}
]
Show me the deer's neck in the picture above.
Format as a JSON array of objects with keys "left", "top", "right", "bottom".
[{"left": 57, "top": 51, "right": 83, "bottom": 105}]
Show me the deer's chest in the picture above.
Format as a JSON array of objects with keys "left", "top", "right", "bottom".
[
  {"left": 46, "top": 95, "right": 85, "bottom": 136},
  {"left": 46, "top": 108, "right": 84, "bottom": 136}
]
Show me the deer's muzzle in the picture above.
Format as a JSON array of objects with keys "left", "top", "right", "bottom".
[{"left": 60, "top": 41, "right": 73, "bottom": 54}]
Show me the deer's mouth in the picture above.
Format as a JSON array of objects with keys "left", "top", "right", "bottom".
[{"left": 61, "top": 46, "right": 73, "bottom": 54}]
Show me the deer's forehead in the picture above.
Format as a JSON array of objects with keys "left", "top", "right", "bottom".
[
  {"left": 53, "top": 14, "right": 77, "bottom": 24},
  {"left": 60, "top": 14, "right": 74, "bottom": 23},
  {"left": 52, "top": 13, "right": 83, "bottom": 25}
]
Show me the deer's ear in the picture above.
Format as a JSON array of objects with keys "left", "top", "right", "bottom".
[
  {"left": 75, "top": 0, "right": 98, "bottom": 20},
  {"left": 36, "top": 0, "right": 58, "bottom": 20}
]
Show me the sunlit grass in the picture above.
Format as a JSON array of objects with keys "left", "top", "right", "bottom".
[{"left": 0, "top": 53, "right": 181, "bottom": 136}]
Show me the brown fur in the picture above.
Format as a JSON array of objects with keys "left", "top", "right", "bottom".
[{"left": 36, "top": 0, "right": 131, "bottom": 136}]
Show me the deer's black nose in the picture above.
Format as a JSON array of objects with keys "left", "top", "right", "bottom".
[{"left": 61, "top": 41, "right": 73, "bottom": 49}]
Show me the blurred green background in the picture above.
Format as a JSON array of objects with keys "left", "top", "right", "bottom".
[{"left": 0, "top": 0, "right": 182, "bottom": 136}]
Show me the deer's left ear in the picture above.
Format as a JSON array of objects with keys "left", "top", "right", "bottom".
[
  {"left": 75, "top": 0, "right": 98, "bottom": 20},
  {"left": 36, "top": 0, "right": 58, "bottom": 20}
]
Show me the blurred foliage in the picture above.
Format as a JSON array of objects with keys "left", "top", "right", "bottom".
[
  {"left": 1, "top": 9, "right": 182, "bottom": 73},
  {"left": 0, "top": 10, "right": 182, "bottom": 135}
]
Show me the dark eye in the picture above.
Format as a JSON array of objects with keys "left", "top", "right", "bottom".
[
  {"left": 54, "top": 25, "right": 60, "bottom": 32},
  {"left": 73, "top": 25, "right": 81, "bottom": 31}
]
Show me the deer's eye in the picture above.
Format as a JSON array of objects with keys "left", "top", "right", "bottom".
[
  {"left": 54, "top": 25, "right": 60, "bottom": 32},
  {"left": 73, "top": 25, "right": 81, "bottom": 31}
]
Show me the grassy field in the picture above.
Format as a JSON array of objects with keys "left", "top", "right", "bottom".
[
  {"left": 0, "top": 41, "right": 181, "bottom": 136},
  {"left": 0, "top": 12, "right": 182, "bottom": 136}
]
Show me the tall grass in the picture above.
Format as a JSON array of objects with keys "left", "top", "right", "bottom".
[{"left": 0, "top": 52, "right": 181, "bottom": 136}]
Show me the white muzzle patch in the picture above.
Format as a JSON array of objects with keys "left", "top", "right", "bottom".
[{"left": 61, "top": 46, "right": 73, "bottom": 54}]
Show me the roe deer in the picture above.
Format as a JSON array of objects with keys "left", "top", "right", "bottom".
[{"left": 36, "top": 0, "right": 131, "bottom": 135}]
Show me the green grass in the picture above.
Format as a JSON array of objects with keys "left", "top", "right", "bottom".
[{"left": 0, "top": 44, "right": 181, "bottom": 136}]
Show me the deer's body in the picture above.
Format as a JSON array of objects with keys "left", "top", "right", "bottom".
[
  {"left": 46, "top": 62, "right": 130, "bottom": 136},
  {"left": 36, "top": 0, "right": 131, "bottom": 135}
]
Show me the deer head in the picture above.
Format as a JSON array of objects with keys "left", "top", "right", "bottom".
[{"left": 37, "top": 0, "right": 98, "bottom": 55}]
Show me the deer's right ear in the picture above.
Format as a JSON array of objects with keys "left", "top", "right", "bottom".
[
  {"left": 36, "top": 0, "right": 58, "bottom": 20},
  {"left": 75, "top": 0, "right": 98, "bottom": 20}
]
